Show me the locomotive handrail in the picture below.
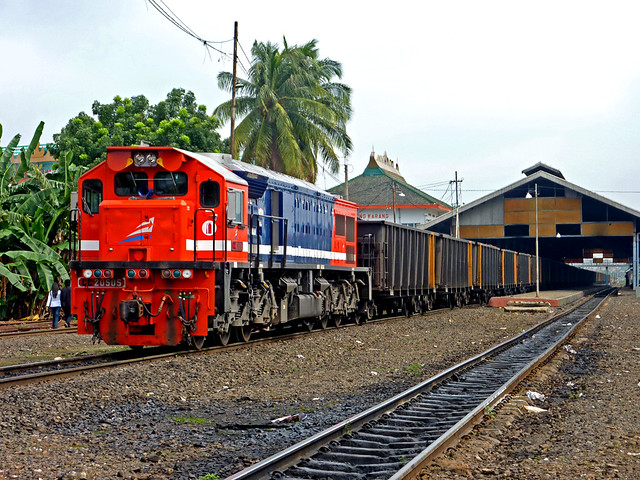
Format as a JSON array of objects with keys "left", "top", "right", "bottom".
[
  {"left": 193, "top": 208, "right": 216, "bottom": 263},
  {"left": 248, "top": 213, "right": 288, "bottom": 269},
  {"left": 69, "top": 207, "right": 81, "bottom": 262}
]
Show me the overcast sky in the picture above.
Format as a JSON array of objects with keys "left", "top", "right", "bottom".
[{"left": 3, "top": 1, "right": 640, "bottom": 209}]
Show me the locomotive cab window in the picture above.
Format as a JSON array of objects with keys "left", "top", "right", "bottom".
[
  {"left": 115, "top": 172, "right": 148, "bottom": 196},
  {"left": 346, "top": 216, "right": 355, "bottom": 242},
  {"left": 335, "top": 214, "right": 346, "bottom": 236},
  {"left": 227, "top": 189, "right": 244, "bottom": 225},
  {"left": 154, "top": 171, "right": 188, "bottom": 196},
  {"left": 200, "top": 180, "right": 220, "bottom": 207},
  {"left": 82, "top": 179, "right": 102, "bottom": 214}
]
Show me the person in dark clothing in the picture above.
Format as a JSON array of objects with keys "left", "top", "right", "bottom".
[{"left": 60, "top": 279, "right": 72, "bottom": 328}]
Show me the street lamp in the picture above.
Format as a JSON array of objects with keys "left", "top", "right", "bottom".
[
  {"left": 392, "top": 182, "right": 405, "bottom": 223},
  {"left": 526, "top": 184, "right": 540, "bottom": 297}
]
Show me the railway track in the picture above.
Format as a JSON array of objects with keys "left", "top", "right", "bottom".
[
  {"left": 0, "top": 306, "right": 457, "bottom": 388},
  {"left": 0, "top": 325, "right": 76, "bottom": 338},
  {"left": 224, "top": 288, "right": 615, "bottom": 480}
]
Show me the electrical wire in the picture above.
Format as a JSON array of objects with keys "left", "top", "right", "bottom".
[{"left": 146, "top": 0, "right": 233, "bottom": 58}]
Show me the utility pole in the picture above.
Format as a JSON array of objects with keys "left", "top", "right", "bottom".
[
  {"left": 393, "top": 182, "right": 397, "bottom": 223},
  {"left": 344, "top": 159, "right": 349, "bottom": 201},
  {"left": 230, "top": 21, "right": 238, "bottom": 158},
  {"left": 452, "top": 171, "right": 462, "bottom": 238},
  {"left": 535, "top": 183, "right": 539, "bottom": 297}
]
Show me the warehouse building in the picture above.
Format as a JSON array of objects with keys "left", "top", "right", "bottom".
[{"left": 423, "top": 162, "right": 640, "bottom": 285}]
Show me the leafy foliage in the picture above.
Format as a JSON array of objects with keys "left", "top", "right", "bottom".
[
  {"left": 0, "top": 122, "right": 82, "bottom": 320},
  {"left": 215, "top": 39, "right": 352, "bottom": 182},
  {"left": 51, "top": 88, "right": 225, "bottom": 167}
]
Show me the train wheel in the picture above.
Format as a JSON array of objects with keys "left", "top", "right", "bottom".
[
  {"left": 218, "top": 330, "right": 231, "bottom": 346},
  {"left": 193, "top": 336, "right": 206, "bottom": 350},
  {"left": 235, "top": 325, "right": 252, "bottom": 343},
  {"left": 235, "top": 325, "right": 251, "bottom": 342}
]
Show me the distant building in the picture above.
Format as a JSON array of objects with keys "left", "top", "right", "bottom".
[
  {"left": 329, "top": 151, "right": 451, "bottom": 226},
  {"left": 3, "top": 143, "right": 56, "bottom": 174},
  {"left": 423, "top": 162, "right": 640, "bottom": 284}
]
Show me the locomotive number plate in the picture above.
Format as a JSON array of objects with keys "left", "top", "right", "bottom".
[{"left": 79, "top": 278, "right": 126, "bottom": 288}]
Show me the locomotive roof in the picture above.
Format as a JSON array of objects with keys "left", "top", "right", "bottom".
[
  {"left": 177, "top": 149, "right": 248, "bottom": 185},
  {"left": 220, "top": 157, "right": 334, "bottom": 200}
]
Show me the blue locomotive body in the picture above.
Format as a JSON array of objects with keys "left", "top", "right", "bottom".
[{"left": 223, "top": 159, "right": 341, "bottom": 266}]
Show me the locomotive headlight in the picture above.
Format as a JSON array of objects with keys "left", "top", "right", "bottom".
[
  {"left": 172, "top": 269, "right": 181, "bottom": 279},
  {"left": 133, "top": 153, "right": 145, "bottom": 166},
  {"left": 127, "top": 269, "right": 136, "bottom": 279},
  {"left": 103, "top": 269, "right": 113, "bottom": 278},
  {"left": 82, "top": 269, "right": 92, "bottom": 279},
  {"left": 93, "top": 269, "right": 102, "bottom": 278},
  {"left": 146, "top": 153, "right": 157, "bottom": 166},
  {"left": 161, "top": 269, "right": 171, "bottom": 279},
  {"left": 182, "top": 269, "right": 193, "bottom": 279},
  {"left": 138, "top": 269, "right": 148, "bottom": 278}
]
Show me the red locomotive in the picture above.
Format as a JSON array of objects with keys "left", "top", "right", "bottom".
[{"left": 70, "top": 147, "right": 371, "bottom": 348}]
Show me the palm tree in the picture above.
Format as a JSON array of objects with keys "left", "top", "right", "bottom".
[{"left": 215, "top": 39, "right": 352, "bottom": 182}]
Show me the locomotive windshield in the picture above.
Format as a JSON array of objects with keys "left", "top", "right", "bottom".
[
  {"left": 154, "top": 172, "right": 188, "bottom": 196},
  {"left": 114, "top": 171, "right": 188, "bottom": 197},
  {"left": 115, "top": 172, "right": 147, "bottom": 196}
]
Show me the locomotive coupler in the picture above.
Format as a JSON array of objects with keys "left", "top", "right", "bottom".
[
  {"left": 177, "top": 292, "right": 201, "bottom": 343},
  {"left": 83, "top": 290, "right": 106, "bottom": 344},
  {"left": 119, "top": 294, "right": 172, "bottom": 324}
]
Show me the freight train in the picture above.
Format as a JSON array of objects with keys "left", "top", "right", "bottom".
[{"left": 68, "top": 147, "right": 604, "bottom": 348}]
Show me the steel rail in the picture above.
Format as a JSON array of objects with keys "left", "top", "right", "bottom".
[
  {"left": 389, "top": 288, "right": 615, "bottom": 480},
  {"left": 0, "top": 306, "right": 455, "bottom": 389},
  {"left": 223, "top": 288, "right": 613, "bottom": 480},
  {"left": 0, "top": 327, "right": 76, "bottom": 338}
]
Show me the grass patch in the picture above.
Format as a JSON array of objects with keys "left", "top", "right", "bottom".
[{"left": 170, "top": 416, "right": 213, "bottom": 425}]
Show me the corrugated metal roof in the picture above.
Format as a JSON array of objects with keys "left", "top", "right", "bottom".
[{"left": 423, "top": 169, "right": 640, "bottom": 229}]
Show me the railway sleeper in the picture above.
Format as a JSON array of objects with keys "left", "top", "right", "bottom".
[{"left": 312, "top": 452, "right": 399, "bottom": 465}]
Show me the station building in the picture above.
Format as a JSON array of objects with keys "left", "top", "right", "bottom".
[
  {"left": 423, "top": 162, "right": 640, "bottom": 284},
  {"left": 329, "top": 151, "right": 451, "bottom": 226}
]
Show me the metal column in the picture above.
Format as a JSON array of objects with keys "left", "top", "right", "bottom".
[{"left": 634, "top": 233, "right": 639, "bottom": 296}]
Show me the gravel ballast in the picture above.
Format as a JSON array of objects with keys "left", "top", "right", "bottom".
[{"left": 0, "top": 293, "right": 635, "bottom": 480}]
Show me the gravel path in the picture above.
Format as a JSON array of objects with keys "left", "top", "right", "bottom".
[{"left": 0, "top": 304, "right": 573, "bottom": 480}]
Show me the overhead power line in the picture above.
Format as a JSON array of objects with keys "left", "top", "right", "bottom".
[{"left": 146, "top": 0, "right": 233, "bottom": 58}]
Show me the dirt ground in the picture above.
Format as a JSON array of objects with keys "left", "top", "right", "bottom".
[{"left": 421, "top": 288, "right": 640, "bottom": 479}]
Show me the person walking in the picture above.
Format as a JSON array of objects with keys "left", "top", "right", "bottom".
[
  {"left": 60, "top": 279, "right": 72, "bottom": 328},
  {"left": 47, "top": 282, "right": 62, "bottom": 329}
]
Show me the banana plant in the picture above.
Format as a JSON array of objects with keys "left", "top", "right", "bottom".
[{"left": 0, "top": 121, "right": 76, "bottom": 320}]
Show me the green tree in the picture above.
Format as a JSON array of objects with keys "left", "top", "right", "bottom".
[
  {"left": 52, "top": 88, "right": 225, "bottom": 167},
  {"left": 215, "top": 39, "right": 352, "bottom": 182},
  {"left": 0, "top": 122, "right": 81, "bottom": 320}
]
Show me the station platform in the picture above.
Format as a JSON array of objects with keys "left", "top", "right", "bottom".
[{"left": 488, "top": 290, "right": 587, "bottom": 309}]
